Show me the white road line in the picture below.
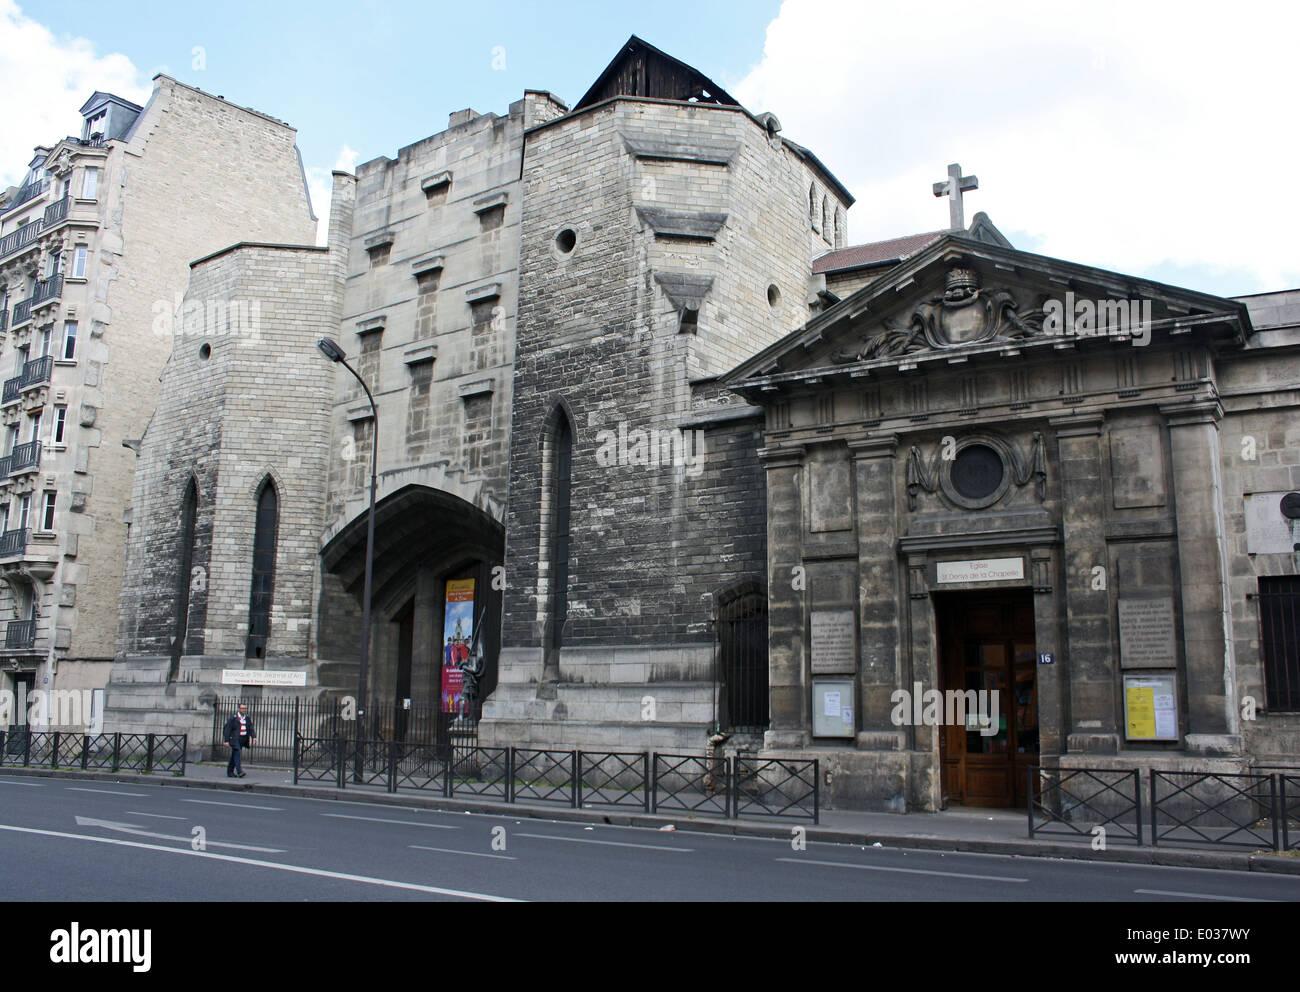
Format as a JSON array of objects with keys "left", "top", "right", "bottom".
[
  {"left": 66, "top": 787, "right": 148, "bottom": 797},
  {"left": 322, "top": 813, "right": 458, "bottom": 830},
  {"left": 0, "top": 779, "right": 43, "bottom": 786},
  {"left": 74, "top": 816, "right": 285, "bottom": 853},
  {"left": 125, "top": 812, "right": 187, "bottom": 820},
  {"left": 409, "top": 845, "right": 516, "bottom": 861},
  {"left": 1134, "top": 888, "right": 1274, "bottom": 902},
  {"left": 181, "top": 798, "right": 283, "bottom": 811},
  {"left": 0, "top": 822, "right": 518, "bottom": 902},
  {"left": 775, "top": 857, "right": 1028, "bottom": 883},
  {"left": 514, "top": 831, "right": 694, "bottom": 853}
]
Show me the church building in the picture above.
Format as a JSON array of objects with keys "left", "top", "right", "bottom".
[{"left": 104, "top": 37, "right": 1300, "bottom": 811}]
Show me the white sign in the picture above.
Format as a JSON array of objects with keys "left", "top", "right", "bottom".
[
  {"left": 1245, "top": 493, "right": 1296, "bottom": 554},
  {"left": 823, "top": 691, "right": 841, "bottom": 717},
  {"left": 936, "top": 557, "right": 1024, "bottom": 584},
  {"left": 220, "top": 670, "right": 307, "bottom": 687}
]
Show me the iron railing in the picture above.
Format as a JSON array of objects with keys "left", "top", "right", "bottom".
[
  {"left": 0, "top": 221, "right": 41, "bottom": 260},
  {"left": 0, "top": 730, "right": 186, "bottom": 773},
  {"left": 30, "top": 275, "right": 61, "bottom": 307},
  {"left": 11, "top": 299, "right": 31, "bottom": 327},
  {"left": 4, "top": 618, "right": 36, "bottom": 649},
  {"left": 20, "top": 355, "right": 52, "bottom": 390},
  {"left": 1259, "top": 577, "right": 1300, "bottom": 711},
  {"left": 42, "top": 196, "right": 68, "bottom": 227},
  {"left": 10, "top": 440, "right": 40, "bottom": 474},
  {"left": 6, "top": 179, "right": 48, "bottom": 211},
  {"left": 289, "top": 738, "right": 819, "bottom": 821},
  {"left": 1151, "top": 770, "right": 1278, "bottom": 850},
  {"left": 0, "top": 528, "right": 28, "bottom": 558},
  {"left": 211, "top": 695, "right": 477, "bottom": 765},
  {"left": 1282, "top": 774, "right": 1300, "bottom": 851},
  {"left": 1027, "top": 766, "right": 1143, "bottom": 844}
]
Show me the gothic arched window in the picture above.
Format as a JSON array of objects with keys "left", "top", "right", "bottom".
[{"left": 246, "top": 478, "right": 278, "bottom": 659}]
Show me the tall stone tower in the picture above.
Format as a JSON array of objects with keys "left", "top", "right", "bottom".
[{"left": 487, "top": 37, "right": 853, "bottom": 751}]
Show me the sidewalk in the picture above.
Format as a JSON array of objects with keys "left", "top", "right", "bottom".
[{"left": 6, "top": 760, "right": 1298, "bottom": 876}]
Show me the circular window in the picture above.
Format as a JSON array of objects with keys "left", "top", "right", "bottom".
[
  {"left": 767, "top": 284, "right": 781, "bottom": 308},
  {"left": 199, "top": 343, "right": 212, "bottom": 360},
  {"left": 951, "top": 444, "right": 1004, "bottom": 500},
  {"left": 555, "top": 228, "right": 577, "bottom": 254}
]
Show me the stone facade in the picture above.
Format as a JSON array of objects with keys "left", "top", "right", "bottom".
[{"left": 0, "top": 76, "right": 314, "bottom": 728}]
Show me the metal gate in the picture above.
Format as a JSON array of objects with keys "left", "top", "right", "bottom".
[{"left": 717, "top": 589, "right": 768, "bottom": 732}]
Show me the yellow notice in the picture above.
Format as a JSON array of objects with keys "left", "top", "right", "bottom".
[{"left": 1126, "top": 686, "right": 1156, "bottom": 739}]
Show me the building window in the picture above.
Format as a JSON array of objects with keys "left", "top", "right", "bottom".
[
  {"left": 478, "top": 204, "right": 506, "bottom": 233},
  {"left": 47, "top": 250, "right": 61, "bottom": 278},
  {"left": 84, "top": 110, "right": 107, "bottom": 141},
  {"left": 62, "top": 321, "right": 77, "bottom": 360},
  {"left": 51, "top": 406, "right": 66, "bottom": 445},
  {"left": 81, "top": 168, "right": 98, "bottom": 199},
  {"left": 17, "top": 494, "right": 30, "bottom": 531},
  {"left": 1260, "top": 576, "right": 1300, "bottom": 711},
  {"left": 172, "top": 479, "right": 199, "bottom": 681},
  {"left": 821, "top": 196, "right": 830, "bottom": 242},
  {"left": 0, "top": 503, "right": 9, "bottom": 531},
  {"left": 366, "top": 242, "right": 390, "bottom": 268},
  {"left": 808, "top": 183, "right": 816, "bottom": 223},
  {"left": 357, "top": 329, "right": 381, "bottom": 391},
  {"left": 40, "top": 491, "right": 55, "bottom": 531},
  {"left": 545, "top": 408, "right": 573, "bottom": 654},
  {"left": 71, "top": 245, "right": 87, "bottom": 278},
  {"left": 38, "top": 327, "right": 51, "bottom": 357},
  {"left": 26, "top": 411, "right": 41, "bottom": 443},
  {"left": 246, "top": 478, "right": 278, "bottom": 659}
]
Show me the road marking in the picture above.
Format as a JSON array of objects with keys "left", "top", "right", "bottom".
[
  {"left": 409, "top": 845, "right": 516, "bottom": 861},
  {"left": 0, "top": 779, "right": 43, "bottom": 786},
  {"left": 125, "top": 812, "right": 187, "bottom": 820},
  {"left": 514, "top": 831, "right": 693, "bottom": 853},
  {"left": 181, "top": 799, "right": 283, "bottom": 811},
  {"left": 66, "top": 787, "right": 148, "bottom": 797},
  {"left": 1134, "top": 888, "right": 1274, "bottom": 902},
  {"left": 0, "top": 822, "right": 518, "bottom": 902},
  {"left": 75, "top": 816, "right": 284, "bottom": 853},
  {"left": 322, "top": 813, "right": 458, "bottom": 830},
  {"left": 775, "top": 857, "right": 1028, "bottom": 883}
]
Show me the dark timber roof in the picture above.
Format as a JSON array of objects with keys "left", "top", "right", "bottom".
[{"left": 574, "top": 35, "right": 741, "bottom": 111}]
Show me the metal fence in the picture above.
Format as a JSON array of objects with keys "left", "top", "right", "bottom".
[
  {"left": 0, "top": 730, "right": 187, "bottom": 774},
  {"left": 211, "top": 696, "right": 476, "bottom": 765},
  {"left": 1028, "top": 766, "right": 1142, "bottom": 844},
  {"left": 1281, "top": 774, "right": 1300, "bottom": 851},
  {"left": 1152, "top": 770, "right": 1278, "bottom": 850},
  {"left": 292, "top": 737, "right": 818, "bottom": 822}
]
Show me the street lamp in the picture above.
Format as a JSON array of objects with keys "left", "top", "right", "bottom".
[{"left": 317, "top": 338, "right": 378, "bottom": 752}]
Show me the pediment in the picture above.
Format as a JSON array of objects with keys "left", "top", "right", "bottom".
[{"left": 726, "top": 235, "right": 1251, "bottom": 385}]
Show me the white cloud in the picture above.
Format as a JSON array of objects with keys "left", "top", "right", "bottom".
[
  {"left": 305, "top": 145, "right": 361, "bottom": 245},
  {"left": 0, "top": 0, "right": 149, "bottom": 188},
  {"left": 734, "top": 0, "right": 1300, "bottom": 295}
]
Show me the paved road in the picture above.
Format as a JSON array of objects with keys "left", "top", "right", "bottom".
[{"left": 2, "top": 774, "right": 1298, "bottom": 902}]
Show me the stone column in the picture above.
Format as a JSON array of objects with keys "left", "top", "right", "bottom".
[
  {"left": 410, "top": 565, "right": 439, "bottom": 707},
  {"left": 1162, "top": 400, "right": 1239, "bottom": 752},
  {"left": 761, "top": 445, "right": 808, "bottom": 747},
  {"left": 848, "top": 436, "right": 901, "bottom": 748},
  {"left": 1031, "top": 546, "right": 1065, "bottom": 756},
  {"left": 1051, "top": 415, "right": 1117, "bottom": 753}
]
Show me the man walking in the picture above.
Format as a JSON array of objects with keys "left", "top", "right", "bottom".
[{"left": 223, "top": 703, "right": 256, "bottom": 778}]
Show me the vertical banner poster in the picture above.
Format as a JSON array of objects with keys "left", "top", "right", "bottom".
[{"left": 441, "top": 579, "right": 475, "bottom": 713}]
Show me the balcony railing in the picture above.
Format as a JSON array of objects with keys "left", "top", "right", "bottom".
[
  {"left": 0, "top": 528, "right": 28, "bottom": 559},
  {"left": 42, "top": 195, "right": 68, "bottom": 227},
  {"left": 0, "top": 455, "right": 12, "bottom": 477},
  {"left": 3, "top": 356, "right": 53, "bottom": 406},
  {"left": 5, "top": 619, "right": 35, "bottom": 650},
  {"left": 0, "top": 309, "right": 7, "bottom": 334},
  {"left": 5, "top": 179, "right": 48, "bottom": 211},
  {"left": 9, "top": 440, "right": 41, "bottom": 474},
  {"left": 31, "top": 275, "right": 62, "bottom": 307},
  {"left": 0, "top": 221, "right": 42, "bottom": 260}
]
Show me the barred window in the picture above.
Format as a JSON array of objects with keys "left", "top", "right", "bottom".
[{"left": 1259, "top": 576, "right": 1300, "bottom": 710}]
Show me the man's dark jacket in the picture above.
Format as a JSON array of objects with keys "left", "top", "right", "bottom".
[{"left": 223, "top": 714, "right": 256, "bottom": 747}]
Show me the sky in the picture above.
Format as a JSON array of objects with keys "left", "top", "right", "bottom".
[{"left": 2, "top": 0, "right": 1297, "bottom": 298}]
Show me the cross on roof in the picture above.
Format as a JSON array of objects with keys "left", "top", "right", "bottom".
[{"left": 932, "top": 163, "right": 978, "bottom": 231}]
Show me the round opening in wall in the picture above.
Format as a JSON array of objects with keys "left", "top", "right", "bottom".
[
  {"left": 555, "top": 228, "right": 577, "bottom": 254},
  {"left": 199, "top": 343, "right": 212, "bottom": 360},
  {"left": 767, "top": 284, "right": 781, "bottom": 308},
  {"left": 951, "top": 444, "right": 1004, "bottom": 501}
]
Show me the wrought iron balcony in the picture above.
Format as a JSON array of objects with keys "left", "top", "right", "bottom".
[
  {"left": 10, "top": 300, "right": 30, "bottom": 328},
  {"left": 0, "top": 309, "right": 6, "bottom": 333},
  {"left": 1, "top": 379, "right": 16, "bottom": 405},
  {"left": 42, "top": 195, "right": 68, "bottom": 227},
  {"left": 5, "top": 618, "right": 35, "bottom": 649},
  {"left": 0, "top": 528, "right": 28, "bottom": 559},
  {"left": 3, "top": 356, "right": 52, "bottom": 406},
  {"left": 9, "top": 440, "right": 41, "bottom": 474},
  {"left": 30, "top": 275, "right": 62, "bottom": 307},
  {"left": 0, "top": 455, "right": 12, "bottom": 477},
  {"left": 0, "top": 221, "right": 42, "bottom": 260},
  {"left": 6, "top": 179, "right": 48, "bottom": 211}
]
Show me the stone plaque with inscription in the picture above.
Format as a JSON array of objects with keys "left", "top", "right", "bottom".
[
  {"left": 1118, "top": 597, "right": 1178, "bottom": 669},
  {"left": 810, "top": 609, "right": 856, "bottom": 673}
]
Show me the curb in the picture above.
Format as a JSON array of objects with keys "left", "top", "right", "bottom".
[{"left": 4, "top": 764, "right": 1297, "bottom": 875}]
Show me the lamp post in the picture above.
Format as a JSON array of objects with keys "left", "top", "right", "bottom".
[{"left": 317, "top": 338, "right": 377, "bottom": 755}]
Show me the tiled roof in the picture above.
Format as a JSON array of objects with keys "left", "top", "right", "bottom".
[{"left": 812, "top": 230, "right": 946, "bottom": 274}]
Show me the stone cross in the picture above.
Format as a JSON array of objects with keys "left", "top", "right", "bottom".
[{"left": 932, "top": 163, "right": 978, "bottom": 231}]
